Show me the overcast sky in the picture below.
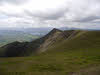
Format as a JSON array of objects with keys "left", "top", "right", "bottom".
[{"left": 0, "top": 0, "right": 100, "bottom": 29}]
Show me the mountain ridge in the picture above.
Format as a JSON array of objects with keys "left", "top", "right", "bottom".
[
  {"left": 0, "top": 28, "right": 77, "bottom": 57},
  {"left": 0, "top": 28, "right": 100, "bottom": 57}
]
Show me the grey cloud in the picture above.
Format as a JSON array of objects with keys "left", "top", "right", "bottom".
[
  {"left": 24, "top": 8, "right": 68, "bottom": 20},
  {"left": 75, "top": 16, "right": 100, "bottom": 23},
  {"left": 64, "top": 0, "right": 100, "bottom": 23}
]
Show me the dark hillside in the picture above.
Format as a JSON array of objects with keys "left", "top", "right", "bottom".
[{"left": 0, "top": 41, "right": 29, "bottom": 57}]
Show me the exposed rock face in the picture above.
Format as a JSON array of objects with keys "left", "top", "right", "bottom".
[
  {"left": 36, "top": 29, "right": 75, "bottom": 53},
  {"left": 0, "top": 28, "right": 76, "bottom": 57},
  {"left": 25, "top": 28, "right": 64, "bottom": 54}
]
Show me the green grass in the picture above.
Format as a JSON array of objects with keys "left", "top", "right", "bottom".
[{"left": 0, "top": 30, "right": 100, "bottom": 75}]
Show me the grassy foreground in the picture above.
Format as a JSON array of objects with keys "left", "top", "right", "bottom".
[{"left": 0, "top": 30, "right": 100, "bottom": 75}]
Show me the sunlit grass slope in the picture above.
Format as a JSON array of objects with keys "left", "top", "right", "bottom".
[{"left": 0, "top": 30, "right": 100, "bottom": 75}]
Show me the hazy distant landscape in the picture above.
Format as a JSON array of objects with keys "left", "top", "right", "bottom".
[{"left": 0, "top": 29, "right": 40, "bottom": 47}]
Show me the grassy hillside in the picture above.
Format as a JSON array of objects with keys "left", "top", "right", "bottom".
[{"left": 0, "top": 30, "right": 100, "bottom": 75}]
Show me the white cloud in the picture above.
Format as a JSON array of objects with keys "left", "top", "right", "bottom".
[{"left": 0, "top": 0, "right": 100, "bottom": 29}]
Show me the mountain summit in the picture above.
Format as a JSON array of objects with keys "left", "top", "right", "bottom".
[{"left": 49, "top": 28, "right": 62, "bottom": 33}]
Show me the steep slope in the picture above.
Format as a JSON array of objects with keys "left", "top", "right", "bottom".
[
  {"left": 26, "top": 28, "right": 75, "bottom": 54},
  {"left": 46, "top": 30, "right": 100, "bottom": 52},
  {"left": 24, "top": 28, "right": 62, "bottom": 55}
]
